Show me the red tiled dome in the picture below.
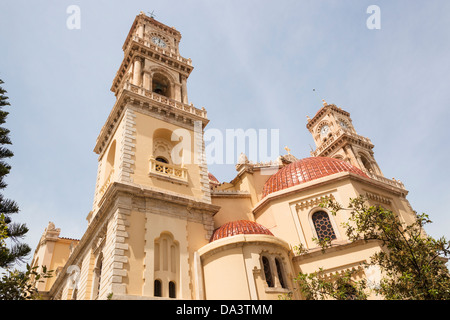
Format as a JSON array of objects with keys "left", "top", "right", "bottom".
[
  {"left": 208, "top": 172, "right": 220, "bottom": 184},
  {"left": 210, "top": 220, "right": 274, "bottom": 242},
  {"left": 262, "top": 157, "right": 369, "bottom": 198}
]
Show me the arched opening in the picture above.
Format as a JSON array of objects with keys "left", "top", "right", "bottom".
[
  {"left": 169, "top": 281, "right": 176, "bottom": 298},
  {"left": 154, "top": 279, "right": 162, "bottom": 297},
  {"left": 262, "top": 256, "right": 274, "bottom": 287},
  {"left": 275, "top": 258, "right": 287, "bottom": 289},
  {"left": 155, "top": 157, "right": 169, "bottom": 164},
  {"left": 152, "top": 73, "right": 171, "bottom": 98},
  {"left": 152, "top": 128, "right": 180, "bottom": 165},
  {"left": 359, "top": 154, "right": 373, "bottom": 173}
]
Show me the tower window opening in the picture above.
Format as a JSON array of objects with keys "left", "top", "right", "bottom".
[
  {"left": 152, "top": 73, "right": 171, "bottom": 98},
  {"left": 360, "top": 155, "right": 373, "bottom": 173}
]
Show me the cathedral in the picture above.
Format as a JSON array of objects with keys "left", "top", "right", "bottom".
[{"left": 30, "top": 12, "right": 417, "bottom": 300}]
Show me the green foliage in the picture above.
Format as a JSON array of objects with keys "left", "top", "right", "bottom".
[
  {"left": 297, "top": 196, "right": 450, "bottom": 300},
  {"left": 295, "top": 268, "right": 368, "bottom": 300},
  {"left": 0, "top": 78, "right": 31, "bottom": 268},
  {"left": 0, "top": 78, "right": 52, "bottom": 299},
  {"left": 0, "top": 264, "right": 53, "bottom": 300}
]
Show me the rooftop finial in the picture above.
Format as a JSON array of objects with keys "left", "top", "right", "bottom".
[
  {"left": 284, "top": 146, "right": 291, "bottom": 154},
  {"left": 322, "top": 99, "right": 327, "bottom": 106}
]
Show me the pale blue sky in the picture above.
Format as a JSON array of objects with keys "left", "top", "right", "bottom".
[{"left": 0, "top": 0, "right": 449, "bottom": 267}]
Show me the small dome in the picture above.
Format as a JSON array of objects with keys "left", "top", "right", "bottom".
[
  {"left": 208, "top": 172, "right": 220, "bottom": 186},
  {"left": 210, "top": 220, "right": 274, "bottom": 242},
  {"left": 262, "top": 157, "right": 368, "bottom": 198}
]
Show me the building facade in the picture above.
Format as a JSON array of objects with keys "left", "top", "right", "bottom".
[{"left": 30, "top": 12, "right": 417, "bottom": 300}]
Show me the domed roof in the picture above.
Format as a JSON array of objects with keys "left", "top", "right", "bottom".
[
  {"left": 208, "top": 172, "right": 220, "bottom": 187},
  {"left": 262, "top": 157, "right": 369, "bottom": 198},
  {"left": 210, "top": 220, "right": 274, "bottom": 242}
]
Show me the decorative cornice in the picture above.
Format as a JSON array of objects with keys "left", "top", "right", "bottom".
[
  {"left": 210, "top": 190, "right": 251, "bottom": 198},
  {"left": 294, "top": 194, "right": 335, "bottom": 211},
  {"left": 253, "top": 171, "right": 408, "bottom": 215},
  {"left": 364, "top": 190, "right": 392, "bottom": 205},
  {"left": 310, "top": 129, "right": 374, "bottom": 157}
]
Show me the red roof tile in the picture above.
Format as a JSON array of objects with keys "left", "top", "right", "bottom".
[
  {"left": 262, "top": 157, "right": 369, "bottom": 198},
  {"left": 210, "top": 220, "right": 273, "bottom": 242}
]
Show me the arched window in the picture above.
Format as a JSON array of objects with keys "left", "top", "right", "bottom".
[
  {"left": 154, "top": 279, "right": 162, "bottom": 297},
  {"left": 262, "top": 256, "right": 274, "bottom": 287},
  {"left": 169, "top": 281, "right": 176, "bottom": 298},
  {"left": 154, "top": 232, "right": 179, "bottom": 298},
  {"left": 275, "top": 258, "right": 287, "bottom": 289},
  {"left": 312, "top": 211, "right": 336, "bottom": 241}
]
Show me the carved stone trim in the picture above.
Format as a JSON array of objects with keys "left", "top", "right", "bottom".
[
  {"left": 365, "top": 191, "right": 392, "bottom": 205},
  {"left": 295, "top": 194, "right": 335, "bottom": 211}
]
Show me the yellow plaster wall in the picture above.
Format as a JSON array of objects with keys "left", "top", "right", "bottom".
[
  {"left": 133, "top": 111, "right": 204, "bottom": 200},
  {"left": 125, "top": 210, "right": 146, "bottom": 295},
  {"left": 202, "top": 247, "right": 251, "bottom": 300},
  {"left": 46, "top": 240, "right": 77, "bottom": 291},
  {"left": 211, "top": 196, "right": 253, "bottom": 228}
]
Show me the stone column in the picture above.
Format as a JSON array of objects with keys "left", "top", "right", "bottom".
[
  {"left": 181, "top": 75, "right": 188, "bottom": 104},
  {"left": 132, "top": 58, "right": 142, "bottom": 86},
  {"left": 344, "top": 145, "right": 360, "bottom": 169},
  {"left": 174, "top": 83, "right": 182, "bottom": 102}
]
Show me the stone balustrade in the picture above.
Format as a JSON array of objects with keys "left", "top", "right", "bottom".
[
  {"left": 149, "top": 158, "right": 188, "bottom": 183},
  {"left": 123, "top": 81, "right": 207, "bottom": 119},
  {"left": 367, "top": 172, "right": 406, "bottom": 190}
]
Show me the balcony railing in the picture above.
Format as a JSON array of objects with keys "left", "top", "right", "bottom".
[
  {"left": 123, "top": 81, "right": 207, "bottom": 119},
  {"left": 149, "top": 157, "right": 188, "bottom": 184}
]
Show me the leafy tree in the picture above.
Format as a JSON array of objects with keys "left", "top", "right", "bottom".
[
  {"left": 296, "top": 196, "right": 450, "bottom": 300},
  {"left": 0, "top": 79, "right": 52, "bottom": 299},
  {"left": 0, "top": 79, "right": 30, "bottom": 268},
  {"left": 295, "top": 268, "right": 368, "bottom": 300}
]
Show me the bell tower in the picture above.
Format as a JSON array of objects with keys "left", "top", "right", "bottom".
[
  {"left": 90, "top": 11, "right": 213, "bottom": 214},
  {"left": 82, "top": 12, "right": 219, "bottom": 300},
  {"left": 306, "top": 100, "right": 384, "bottom": 177},
  {"left": 110, "top": 12, "right": 190, "bottom": 104}
]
